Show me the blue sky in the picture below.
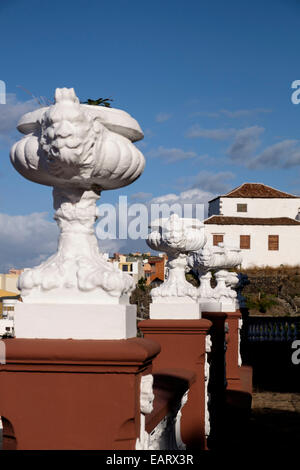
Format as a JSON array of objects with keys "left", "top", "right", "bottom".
[{"left": 1, "top": 0, "right": 300, "bottom": 269}]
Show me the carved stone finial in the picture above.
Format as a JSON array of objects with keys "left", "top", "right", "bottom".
[
  {"left": 147, "top": 214, "right": 206, "bottom": 303},
  {"left": 191, "top": 242, "right": 242, "bottom": 312}
]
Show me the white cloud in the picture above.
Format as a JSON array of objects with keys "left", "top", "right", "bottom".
[
  {"left": 186, "top": 125, "right": 237, "bottom": 140},
  {"left": 155, "top": 112, "right": 172, "bottom": 123},
  {"left": 148, "top": 146, "right": 197, "bottom": 163},
  {"left": 0, "top": 210, "right": 144, "bottom": 270},
  {"left": 248, "top": 139, "right": 300, "bottom": 169},
  {"left": 97, "top": 188, "right": 215, "bottom": 255},
  {"left": 227, "top": 126, "right": 264, "bottom": 161},
  {"left": 220, "top": 108, "right": 272, "bottom": 118},
  {"left": 190, "top": 111, "right": 220, "bottom": 118},
  {"left": 144, "top": 128, "right": 154, "bottom": 138},
  {"left": 224, "top": 126, "right": 300, "bottom": 169},
  {"left": 0, "top": 93, "right": 38, "bottom": 144},
  {"left": 136, "top": 141, "right": 148, "bottom": 149},
  {"left": 0, "top": 212, "right": 58, "bottom": 272},
  {"left": 130, "top": 192, "right": 153, "bottom": 201},
  {"left": 150, "top": 193, "right": 182, "bottom": 204},
  {"left": 98, "top": 238, "right": 124, "bottom": 255},
  {"left": 150, "top": 187, "right": 214, "bottom": 219},
  {"left": 191, "top": 170, "right": 235, "bottom": 193},
  {"left": 190, "top": 108, "right": 272, "bottom": 119}
]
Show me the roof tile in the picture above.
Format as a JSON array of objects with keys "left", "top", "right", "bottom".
[
  {"left": 222, "top": 183, "right": 298, "bottom": 198},
  {"left": 204, "top": 216, "right": 300, "bottom": 225}
]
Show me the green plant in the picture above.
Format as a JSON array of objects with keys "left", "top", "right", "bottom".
[
  {"left": 137, "top": 277, "right": 147, "bottom": 291},
  {"left": 246, "top": 292, "right": 278, "bottom": 313},
  {"left": 185, "top": 271, "right": 200, "bottom": 287},
  {"left": 82, "top": 97, "right": 113, "bottom": 107}
]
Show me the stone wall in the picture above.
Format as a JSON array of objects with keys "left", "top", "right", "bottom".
[{"left": 239, "top": 266, "right": 300, "bottom": 316}]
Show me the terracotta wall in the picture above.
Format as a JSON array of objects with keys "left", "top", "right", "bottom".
[
  {"left": 0, "top": 338, "right": 160, "bottom": 450},
  {"left": 139, "top": 319, "right": 212, "bottom": 450}
]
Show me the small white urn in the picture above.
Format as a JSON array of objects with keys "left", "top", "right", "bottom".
[
  {"left": 191, "top": 242, "right": 242, "bottom": 312},
  {"left": 10, "top": 87, "right": 145, "bottom": 339},
  {"left": 188, "top": 245, "right": 215, "bottom": 302},
  {"left": 146, "top": 214, "right": 206, "bottom": 319}
]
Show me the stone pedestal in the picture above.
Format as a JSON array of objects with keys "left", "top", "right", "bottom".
[
  {"left": 138, "top": 319, "right": 212, "bottom": 450},
  {"left": 0, "top": 337, "right": 160, "bottom": 450},
  {"left": 14, "top": 303, "right": 137, "bottom": 340},
  {"left": 199, "top": 300, "right": 237, "bottom": 313},
  {"left": 149, "top": 303, "right": 201, "bottom": 320}
]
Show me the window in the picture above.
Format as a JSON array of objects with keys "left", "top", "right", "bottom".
[
  {"left": 237, "top": 203, "right": 247, "bottom": 212},
  {"left": 122, "top": 265, "right": 128, "bottom": 271},
  {"left": 240, "top": 235, "right": 250, "bottom": 249},
  {"left": 268, "top": 235, "right": 279, "bottom": 251},
  {"left": 213, "top": 234, "right": 224, "bottom": 246}
]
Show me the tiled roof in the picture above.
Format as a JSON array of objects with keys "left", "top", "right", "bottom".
[
  {"left": 148, "top": 256, "right": 164, "bottom": 262},
  {"left": 204, "top": 216, "right": 300, "bottom": 225},
  {"left": 210, "top": 183, "right": 299, "bottom": 201}
]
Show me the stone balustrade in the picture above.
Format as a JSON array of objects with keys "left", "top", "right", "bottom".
[{"left": 0, "top": 88, "right": 252, "bottom": 451}]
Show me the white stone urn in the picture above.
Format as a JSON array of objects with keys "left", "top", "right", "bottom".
[
  {"left": 191, "top": 242, "right": 242, "bottom": 312},
  {"left": 188, "top": 245, "right": 215, "bottom": 302},
  {"left": 211, "top": 244, "right": 242, "bottom": 306},
  {"left": 146, "top": 214, "right": 206, "bottom": 319},
  {"left": 10, "top": 87, "right": 145, "bottom": 339}
]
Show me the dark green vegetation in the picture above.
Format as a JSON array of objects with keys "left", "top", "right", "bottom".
[
  {"left": 82, "top": 97, "right": 113, "bottom": 107},
  {"left": 239, "top": 265, "right": 300, "bottom": 316}
]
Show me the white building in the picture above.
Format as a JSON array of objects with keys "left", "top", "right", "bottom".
[
  {"left": 0, "top": 272, "right": 20, "bottom": 294},
  {"left": 204, "top": 183, "right": 300, "bottom": 268},
  {"left": 111, "top": 254, "right": 144, "bottom": 286}
]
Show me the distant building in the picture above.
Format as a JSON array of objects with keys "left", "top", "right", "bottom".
[
  {"left": 108, "top": 252, "right": 167, "bottom": 286},
  {"left": 0, "top": 289, "right": 20, "bottom": 317},
  {"left": 0, "top": 271, "right": 22, "bottom": 295},
  {"left": 143, "top": 255, "right": 167, "bottom": 286},
  {"left": 0, "top": 270, "right": 22, "bottom": 317},
  {"left": 204, "top": 183, "right": 300, "bottom": 268},
  {"left": 110, "top": 254, "right": 144, "bottom": 285}
]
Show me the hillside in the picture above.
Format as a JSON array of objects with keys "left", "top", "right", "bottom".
[{"left": 238, "top": 266, "right": 300, "bottom": 316}]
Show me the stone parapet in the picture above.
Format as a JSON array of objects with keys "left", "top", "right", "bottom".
[
  {"left": 138, "top": 318, "right": 212, "bottom": 450},
  {"left": 0, "top": 337, "right": 160, "bottom": 450}
]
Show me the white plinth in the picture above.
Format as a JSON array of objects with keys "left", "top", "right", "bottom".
[
  {"left": 14, "top": 303, "right": 137, "bottom": 340},
  {"left": 200, "top": 300, "right": 237, "bottom": 313},
  {"left": 149, "top": 303, "right": 202, "bottom": 319}
]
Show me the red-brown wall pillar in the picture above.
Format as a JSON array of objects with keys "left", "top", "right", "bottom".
[
  {"left": 0, "top": 337, "right": 160, "bottom": 450},
  {"left": 138, "top": 319, "right": 212, "bottom": 450}
]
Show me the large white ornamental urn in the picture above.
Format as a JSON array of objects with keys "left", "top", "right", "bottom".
[
  {"left": 146, "top": 213, "right": 206, "bottom": 319},
  {"left": 10, "top": 87, "right": 145, "bottom": 339}
]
